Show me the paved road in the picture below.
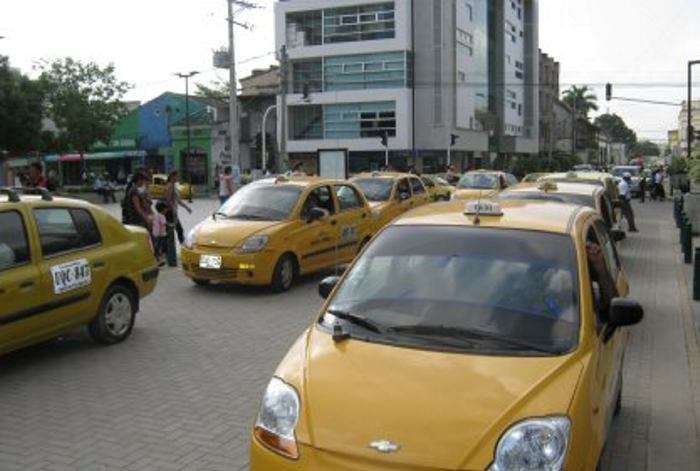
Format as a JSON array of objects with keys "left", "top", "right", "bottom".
[{"left": 0, "top": 199, "right": 698, "bottom": 470}]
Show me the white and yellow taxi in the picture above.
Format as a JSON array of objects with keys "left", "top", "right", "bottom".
[
  {"left": 250, "top": 198, "right": 642, "bottom": 470},
  {"left": 451, "top": 170, "right": 511, "bottom": 201},
  {"left": 350, "top": 172, "right": 430, "bottom": 230},
  {"left": 181, "top": 176, "right": 375, "bottom": 292}
]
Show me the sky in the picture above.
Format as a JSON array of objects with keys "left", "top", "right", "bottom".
[{"left": 1, "top": 0, "right": 699, "bottom": 144}]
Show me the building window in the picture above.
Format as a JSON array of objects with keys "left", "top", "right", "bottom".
[
  {"left": 286, "top": 10, "right": 323, "bottom": 47},
  {"left": 289, "top": 105, "right": 323, "bottom": 140},
  {"left": 515, "top": 70, "right": 524, "bottom": 79},
  {"left": 324, "top": 102, "right": 396, "bottom": 139},
  {"left": 324, "top": 52, "right": 409, "bottom": 91},
  {"left": 292, "top": 60, "right": 323, "bottom": 94},
  {"left": 324, "top": 3, "right": 395, "bottom": 44}
]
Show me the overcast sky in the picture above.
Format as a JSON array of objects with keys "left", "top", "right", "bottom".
[{"left": 1, "top": 0, "right": 698, "bottom": 143}]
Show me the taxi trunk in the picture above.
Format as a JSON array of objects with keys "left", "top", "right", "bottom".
[{"left": 299, "top": 329, "right": 580, "bottom": 470}]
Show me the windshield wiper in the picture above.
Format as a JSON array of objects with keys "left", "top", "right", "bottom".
[
  {"left": 326, "top": 309, "right": 383, "bottom": 334},
  {"left": 387, "top": 325, "right": 557, "bottom": 354}
]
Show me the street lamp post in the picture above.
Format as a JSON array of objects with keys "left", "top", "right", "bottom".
[
  {"left": 261, "top": 104, "right": 277, "bottom": 172},
  {"left": 687, "top": 60, "right": 700, "bottom": 160},
  {"left": 175, "top": 71, "right": 200, "bottom": 179}
]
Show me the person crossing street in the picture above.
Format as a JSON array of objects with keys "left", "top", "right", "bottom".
[{"left": 618, "top": 172, "right": 638, "bottom": 232}]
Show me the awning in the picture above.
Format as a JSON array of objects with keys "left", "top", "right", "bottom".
[{"left": 59, "top": 151, "right": 146, "bottom": 162}]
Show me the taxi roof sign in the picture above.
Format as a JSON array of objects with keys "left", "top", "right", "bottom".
[{"left": 464, "top": 200, "right": 503, "bottom": 217}]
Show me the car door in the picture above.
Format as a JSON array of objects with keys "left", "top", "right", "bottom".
[
  {"left": 332, "top": 184, "right": 372, "bottom": 262},
  {"left": 296, "top": 186, "right": 338, "bottom": 272},
  {"left": 32, "top": 207, "right": 109, "bottom": 332},
  {"left": 585, "top": 220, "right": 624, "bottom": 443},
  {"left": 409, "top": 176, "right": 430, "bottom": 207},
  {"left": 0, "top": 208, "right": 47, "bottom": 353}
]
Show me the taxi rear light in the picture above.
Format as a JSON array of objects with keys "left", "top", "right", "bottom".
[{"left": 254, "top": 426, "right": 299, "bottom": 460}]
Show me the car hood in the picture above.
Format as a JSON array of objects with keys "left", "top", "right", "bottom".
[
  {"left": 194, "top": 218, "right": 284, "bottom": 248},
  {"left": 298, "top": 329, "right": 581, "bottom": 469},
  {"left": 452, "top": 188, "right": 499, "bottom": 200}
]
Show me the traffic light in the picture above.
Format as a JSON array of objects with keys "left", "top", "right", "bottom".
[
  {"left": 605, "top": 83, "right": 612, "bottom": 101},
  {"left": 380, "top": 132, "right": 388, "bottom": 147},
  {"left": 450, "top": 134, "right": 459, "bottom": 147}
]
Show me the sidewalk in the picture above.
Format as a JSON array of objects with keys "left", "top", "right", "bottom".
[{"left": 602, "top": 200, "right": 700, "bottom": 469}]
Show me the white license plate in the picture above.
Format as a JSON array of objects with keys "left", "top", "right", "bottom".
[
  {"left": 199, "top": 254, "right": 222, "bottom": 270},
  {"left": 51, "top": 259, "right": 92, "bottom": 294}
]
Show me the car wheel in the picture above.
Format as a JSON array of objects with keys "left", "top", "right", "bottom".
[
  {"left": 193, "top": 278, "right": 210, "bottom": 287},
  {"left": 89, "top": 284, "right": 136, "bottom": 345},
  {"left": 271, "top": 254, "right": 296, "bottom": 293}
]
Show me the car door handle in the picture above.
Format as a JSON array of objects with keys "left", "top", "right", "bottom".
[{"left": 19, "top": 280, "right": 35, "bottom": 289}]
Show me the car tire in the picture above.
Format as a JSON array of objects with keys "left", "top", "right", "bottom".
[
  {"left": 193, "top": 278, "right": 210, "bottom": 287},
  {"left": 271, "top": 254, "right": 296, "bottom": 293},
  {"left": 89, "top": 284, "right": 136, "bottom": 345}
]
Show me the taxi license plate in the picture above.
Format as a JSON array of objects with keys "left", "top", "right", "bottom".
[
  {"left": 199, "top": 254, "right": 222, "bottom": 270},
  {"left": 51, "top": 259, "right": 91, "bottom": 294}
]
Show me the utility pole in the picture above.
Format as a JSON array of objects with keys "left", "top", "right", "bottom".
[
  {"left": 175, "top": 71, "right": 200, "bottom": 178},
  {"left": 279, "top": 45, "right": 289, "bottom": 172},
  {"left": 261, "top": 104, "right": 277, "bottom": 172},
  {"left": 688, "top": 61, "right": 700, "bottom": 160},
  {"left": 227, "top": 0, "right": 260, "bottom": 172}
]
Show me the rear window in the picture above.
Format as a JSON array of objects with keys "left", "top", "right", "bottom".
[
  {"left": 0, "top": 211, "right": 31, "bottom": 271},
  {"left": 353, "top": 178, "right": 394, "bottom": 202},
  {"left": 498, "top": 192, "right": 595, "bottom": 209},
  {"left": 323, "top": 226, "right": 580, "bottom": 356}
]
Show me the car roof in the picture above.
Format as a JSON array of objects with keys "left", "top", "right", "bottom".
[
  {"left": 352, "top": 172, "right": 413, "bottom": 180},
  {"left": 506, "top": 182, "right": 602, "bottom": 197},
  {"left": 393, "top": 199, "right": 590, "bottom": 235},
  {"left": 0, "top": 194, "right": 98, "bottom": 210},
  {"left": 252, "top": 176, "right": 350, "bottom": 188}
]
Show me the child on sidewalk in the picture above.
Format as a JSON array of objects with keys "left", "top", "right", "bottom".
[{"left": 152, "top": 201, "right": 168, "bottom": 264}]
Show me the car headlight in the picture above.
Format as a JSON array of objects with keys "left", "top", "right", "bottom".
[
  {"left": 238, "top": 235, "right": 269, "bottom": 253},
  {"left": 184, "top": 224, "right": 202, "bottom": 249},
  {"left": 490, "top": 416, "right": 571, "bottom": 471},
  {"left": 254, "top": 377, "right": 300, "bottom": 459}
]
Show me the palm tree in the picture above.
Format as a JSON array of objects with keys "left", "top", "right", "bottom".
[{"left": 562, "top": 85, "right": 599, "bottom": 118}]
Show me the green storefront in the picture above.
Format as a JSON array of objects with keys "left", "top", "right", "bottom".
[{"left": 168, "top": 113, "right": 214, "bottom": 188}]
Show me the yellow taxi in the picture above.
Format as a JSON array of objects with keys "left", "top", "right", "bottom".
[
  {"left": 0, "top": 188, "right": 159, "bottom": 356},
  {"left": 350, "top": 172, "right": 430, "bottom": 230},
  {"left": 250, "top": 198, "right": 643, "bottom": 471},
  {"left": 451, "top": 170, "right": 511, "bottom": 201},
  {"left": 181, "top": 176, "right": 375, "bottom": 292},
  {"left": 498, "top": 181, "right": 622, "bottom": 236},
  {"left": 541, "top": 172, "right": 620, "bottom": 206},
  {"left": 149, "top": 174, "right": 194, "bottom": 201},
  {"left": 420, "top": 175, "right": 454, "bottom": 202}
]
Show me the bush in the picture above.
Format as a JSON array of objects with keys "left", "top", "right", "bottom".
[{"left": 669, "top": 156, "right": 688, "bottom": 175}]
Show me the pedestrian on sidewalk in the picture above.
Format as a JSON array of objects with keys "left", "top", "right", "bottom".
[
  {"left": 164, "top": 171, "right": 192, "bottom": 244},
  {"left": 122, "top": 173, "right": 152, "bottom": 230},
  {"left": 219, "top": 166, "right": 235, "bottom": 205},
  {"left": 618, "top": 172, "right": 638, "bottom": 232},
  {"left": 152, "top": 201, "right": 168, "bottom": 265},
  {"left": 639, "top": 171, "right": 647, "bottom": 203}
]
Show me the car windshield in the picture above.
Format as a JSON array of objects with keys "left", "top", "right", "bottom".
[
  {"left": 353, "top": 178, "right": 394, "bottom": 202},
  {"left": 612, "top": 167, "right": 641, "bottom": 177},
  {"left": 433, "top": 176, "right": 450, "bottom": 186},
  {"left": 498, "top": 192, "right": 595, "bottom": 208},
  {"left": 322, "top": 226, "right": 580, "bottom": 355},
  {"left": 218, "top": 184, "right": 302, "bottom": 221},
  {"left": 457, "top": 174, "right": 498, "bottom": 190}
]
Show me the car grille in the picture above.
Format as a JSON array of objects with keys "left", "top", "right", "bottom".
[{"left": 189, "top": 267, "right": 241, "bottom": 280}]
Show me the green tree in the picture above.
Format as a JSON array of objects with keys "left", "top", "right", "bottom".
[
  {"left": 195, "top": 80, "right": 229, "bottom": 101},
  {"left": 38, "top": 58, "right": 131, "bottom": 158},
  {"left": 562, "top": 85, "right": 599, "bottom": 118},
  {"left": 630, "top": 140, "right": 661, "bottom": 157},
  {"left": 0, "top": 56, "right": 47, "bottom": 154},
  {"left": 593, "top": 113, "right": 637, "bottom": 148}
]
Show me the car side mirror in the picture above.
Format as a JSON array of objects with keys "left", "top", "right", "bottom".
[
  {"left": 609, "top": 298, "right": 644, "bottom": 328},
  {"left": 318, "top": 276, "right": 341, "bottom": 299},
  {"left": 611, "top": 229, "right": 626, "bottom": 243},
  {"left": 306, "top": 207, "right": 327, "bottom": 223}
]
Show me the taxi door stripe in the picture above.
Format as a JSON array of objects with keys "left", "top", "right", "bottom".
[
  {"left": 302, "top": 241, "right": 357, "bottom": 260},
  {"left": 0, "top": 293, "right": 91, "bottom": 326}
]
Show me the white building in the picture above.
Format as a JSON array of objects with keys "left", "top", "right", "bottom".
[{"left": 274, "top": 0, "right": 540, "bottom": 173}]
